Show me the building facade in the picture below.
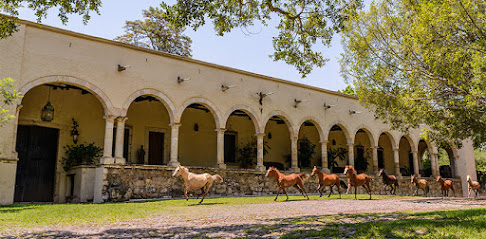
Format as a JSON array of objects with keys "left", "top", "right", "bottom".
[{"left": 0, "top": 20, "right": 477, "bottom": 204}]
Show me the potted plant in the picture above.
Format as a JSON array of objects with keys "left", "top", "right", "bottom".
[
  {"left": 354, "top": 148, "right": 371, "bottom": 173},
  {"left": 298, "top": 137, "right": 316, "bottom": 168},
  {"left": 236, "top": 137, "right": 270, "bottom": 169},
  {"left": 327, "top": 147, "right": 348, "bottom": 173},
  {"left": 62, "top": 143, "right": 103, "bottom": 171}
]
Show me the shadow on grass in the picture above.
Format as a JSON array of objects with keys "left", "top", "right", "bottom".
[{"left": 187, "top": 202, "right": 227, "bottom": 206}]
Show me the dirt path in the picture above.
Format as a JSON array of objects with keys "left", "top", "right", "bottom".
[{"left": 4, "top": 198, "right": 486, "bottom": 238}]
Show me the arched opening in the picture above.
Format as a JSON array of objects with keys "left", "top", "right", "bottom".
[
  {"left": 398, "top": 136, "right": 414, "bottom": 176},
  {"left": 418, "top": 139, "right": 432, "bottom": 177},
  {"left": 224, "top": 110, "right": 258, "bottom": 169},
  {"left": 354, "top": 129, "right": 373, "bottom": 174},
  {"left": 327, "top": 125, "right": 349, "bottom": 173},
  {"left": 298, "top": 121, "right": 321, "bottom": 170},
  {"left": 263, "top": 116, "right": 291, "bottom": 170},
  {"left": 15, "top": 83, "right": 106, "bottom": 202},
  {"left": 438, "top": 146, "right": 457, "bottom": 178},
  {"left": 378, "top": 133, "right": 395, "bottom": 174},
  {"left": 125, "top": 95, "right": 171, "bottom": 165},
  {"left": 179, "top": 103, "right": 217, "bottom": 167}
]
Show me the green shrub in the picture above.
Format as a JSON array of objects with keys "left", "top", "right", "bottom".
[{"left": 62, "top": 143, "right": 103, "bottom": 171}]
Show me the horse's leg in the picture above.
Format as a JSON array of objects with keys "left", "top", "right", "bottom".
[
  {"left": 282, "top": 188, "right": 289, "bottom": 201},
  {"left": 184, "top": 186, "right": 191, "bottom": 201},
  {"left": 367, "top": 183, "right": 372, "bottom": 200},
  {"left": 293, "top": 184, "right": 305, "bottom": 197},
  {"left": 274, "top": 187, "right": 281, "bottom": 201},
  {"left": 196, "top": 187, "right": 205, "bottom": 199},
  {"left": 328, "top": 185, "right": 333, "bottom": 197},
  {"left": 383, "top": 184, "right": 388, "bottom": 195},
  {"left": 199, "top": 182, "right": 211, "bottom": 204},
  {"left": 336, "top": 181, "right": 342, "bottom": 199},
  {"left": 297, "top": 180, "right": 309, "bottom": 200},
  {"left": 468, "top": 187, "right": 471, "bottom": 198},
  {"left": 390, "top": 185, "right": 394, "bottom": 195},
  {"left": 346, "top": 181, "right": 352, "bottom": 195}
]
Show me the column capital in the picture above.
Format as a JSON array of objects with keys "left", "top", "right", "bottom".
[
  {"left": 430, "top": 152, "right": 438, "bottom": 156},
  {"left": 116, "top": 117, "right": 128, "bottom": 123},
  {"left": 347, "top": 143, "right": 354, "bottom": 147},
  {"left": 371, "top": 146, "right": 379, "bottom": 149},
  {"left": 16, "top": 104, "right": 23, "bottom": 113},
  {"left": 411, "top": 150, "right": 418, "bottom": 154},
  {"left": 215, "top": 128, "right": 227, "bottom": 133},
  {"left": 103, "top": 115, "right": 117, "bottom": 121},
  {"left": 319, "top": 140, "right": 328, "bottom": 144},
  {"left": 291, "top": 136, "right": 299, "bottom": 141},
  {"left": 393, "top": 147, "right": 400, "bottom": 152},
  {"left": 255, "top": 133, "right": 265, "bottom": 137},
  {"left": 170, "top": 122, "right": 181, "bottom": 128}
]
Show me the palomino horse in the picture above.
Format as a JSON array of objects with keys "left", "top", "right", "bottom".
[
  {"left": 343, "top": 165, "right": 372, "bottom": 200},
  {"left": 436, "top": 176, "right": 455, "bottom": 197},
  {"left": 379, "top": 169, "right": 398, "bottom": 195},
  {"left": 172, "top": 166, "right": 223, "bottom": 204},
  {"left": 311, "top": 166, "right": 347, "bottom": 198},
  {"left": 411, "top": 175, "right": 429, "bottom": 197},
  {"left": 266, "top": 167, "right": 309, "bottom": 201},
  {"left": 467, "top": 175, "right": 481, "bottom": 198}
]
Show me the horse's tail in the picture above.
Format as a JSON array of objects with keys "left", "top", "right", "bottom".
[
  {"left": 340, "top": 180, "right": 348, "bottom": 189},
  {"left": 299, "top": 173, "right": 310, "bottom": 182},
  {"left": 213, "top": 174, "right": 223, "bottom": 183}
]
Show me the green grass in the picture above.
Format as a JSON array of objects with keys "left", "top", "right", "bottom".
[
  {"left": 280, "top": 208, "right": 486, "bottom": 238},
  {"left": 0, "top": 194, "right": 405, "bottom": 231}
]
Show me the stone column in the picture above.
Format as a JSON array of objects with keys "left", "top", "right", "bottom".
[
  {"left": 431, "top": 152, "right": 439, "bottom": 178},
  {"left": 216, "top": 128, "right": 226, "bottom": 169},
  {"left": 393, "top": 148, "right": 401, "bottom": 176},
  {"left": 291, "top": 136, "right": 300, "bottom": 172},
  {"left": 320, "top": 141, "right": 328, "bottom": 171},
  {"left": 168, "top": 123, "right": 181, "bottom": 166},
  {"left": 412, "top": 150, "right": 420, "bottom": 176},
  {"left": 347, "top": 144, "right": 354, "bottom": 166},
  {"left": 372, "top": 146, "right": 379, "bottom": 175},
  {"left": 101, "top": 115, "right": 116, "bottom": 164},
  {"left": 256, "top": 133, "right": 266, "bottom": 171},
  {"left": 114, "top": 117, "right": 128, "bottom": 164}
]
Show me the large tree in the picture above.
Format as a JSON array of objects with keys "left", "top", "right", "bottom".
[
  {"left": 341, "top": 0, "right": 486, "bottom": 146},
  {"left": 114, "top": 7, "right": 192, "bottom": 57},
  {"left": 159, "top": 0, "right": 363, "bottom": 76}
]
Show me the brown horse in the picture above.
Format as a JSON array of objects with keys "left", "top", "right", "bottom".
[
  {"left": 411, "top": 175, "right": 429, "bottom": 197},
  {"left": 379, "top": 169, "right": 398, "bottom": 195},
  {"left": 343, "top": 165, "right": 372, "bottom": 200},
  {"left": 311, "top": 166, "right": 347, "bottom": 198},
  {"left": 467, "top": 175, "right": 481, "bottom": 198},
  {"left": 266, "top": 167, "right": 310, "bottom": 201},
  {"left": 436, "top": 176, "right": 455, "bottom": 197}
]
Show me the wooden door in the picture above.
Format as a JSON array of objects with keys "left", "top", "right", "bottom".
[
  {"left": 148, "top": 132, "right": 164, "bottom": 165},
  {"left": 224, "top": 133, "right": 237, "bottom": 163},
  {"left": 14, "top": 125, "right": 59, "bottom": 202}
]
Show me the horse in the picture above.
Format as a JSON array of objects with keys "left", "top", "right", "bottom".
[
  {"left": 467, "top": 175, "right": 481, "bottom": 198},
  {"left": 411, "top": 175, "right": 429, "bottom": 197},
  {"left": 265, "top": 166, "right": 309, "bottom": 201},
  {"left": 379, "top": 169, "right": 398, "bottom": 195},
  {"left": 343, "top": 165, "right": 372, "bottom": 200},
  {"left": 311, "top": 166, "right": 347, "bottom": 198},
  {"left": 436, "top": 176, "right": 455, "bottom": 197},
  {"left": 172, "top": 165, "right": 223, "bottom": 204}
]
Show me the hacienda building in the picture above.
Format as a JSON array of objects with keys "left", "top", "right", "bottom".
[{"left": 0, "top": 19, "right": 477, "bottom": 205}]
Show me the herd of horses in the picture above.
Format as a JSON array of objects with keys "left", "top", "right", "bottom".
[{"left": 172, "top": 165, "right": 482, "bottom": 204}]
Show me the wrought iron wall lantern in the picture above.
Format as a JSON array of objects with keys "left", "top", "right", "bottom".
[
  {"left": 71, "top": 118, "right": 80, "bottom": 144},
  {"left": 41, "top": 87, "right": 54, "bottom": 122},
  {"left": 194, "top": 123, "right": 199, "bottom": 132}
]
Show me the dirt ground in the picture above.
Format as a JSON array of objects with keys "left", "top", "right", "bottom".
[{"left": 4, "top": 198, "right": 486, "bottom": 238}]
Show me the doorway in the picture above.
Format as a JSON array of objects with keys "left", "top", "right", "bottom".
[{"left": 148, "top": 131, "right": 164, "bottom": 165}]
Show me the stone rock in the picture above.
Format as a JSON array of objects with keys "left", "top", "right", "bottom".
[{"left": 108, "top": 186, "right": 133, "bottom": 202}]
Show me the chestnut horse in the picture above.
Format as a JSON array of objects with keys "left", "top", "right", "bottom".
[
  {"left": 379, "top": 169, "right": 398, "bottom": 195},
  {"left": 172, "top": 166, "right": 223, "bottom": 204},
  {"left": 411, "top": 175, "right": 429, "bottom": 197},
  {"left": 266, "top": 167, "right": 309, "bottom": 201},
  {"left": 467, "top": 175, "right": 481, "bottom": 198},
  {"left": 343, "top": 165, "right": 372, "bottom": 200},
  {"left": 311, "top": 166, "right": 347, "bottom": 198},
  {"left": 436, "top": 176, "right": 455, "bottom": 197}
]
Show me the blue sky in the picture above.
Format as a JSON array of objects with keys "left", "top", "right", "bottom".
[{"left": 17, "top": 0, "right": 349, "bottom": 91}]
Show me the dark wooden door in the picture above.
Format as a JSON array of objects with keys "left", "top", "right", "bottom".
[
  {"left": 15, "top": 125, "right": 59, "bottom": 202},
  {"left": 149, "top": 132, "right": 164, "bottom": 165},
  {"left": 224, "top": 133, "right": 237, "bottom": 163}
]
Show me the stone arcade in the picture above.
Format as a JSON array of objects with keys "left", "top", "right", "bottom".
[{"left": 0, "top": 19, "right": 477, "bottom": 204}]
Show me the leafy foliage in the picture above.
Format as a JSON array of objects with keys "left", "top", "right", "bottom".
[
  {"left": 159, "top": 0, "right": 363, "bottom": 77},
  {"left": 237, "top": 137, "right": 269, "bottom": 168},
  {"left": 0, "top": 78, "right": 21, "bottom": 126},
  {"left": 298, "top": 137, "right": 316, "bottom": 168},
  {"left": 62, "top": 143, "right": 102, "bottom": 171},
  {"left": 114, "top": 7, "right": 192, "bottom": 57},
  {"left": 327, "top": 147, "right": 347, "bottom": 170},
  {"left": 0, "top": 0, "right": 102, "bottom": 39},
  {"left": 475, "top": 148, "right": 486, "bottom": 172},
  {"left": 341, "top": 0, "right": 486, "bottom": 146},
  {"left": 338, "top": 85, "right": 356, "bottom": 96},
  {"left": 354, "top": 148, "right": 370, "bottom": 172}
]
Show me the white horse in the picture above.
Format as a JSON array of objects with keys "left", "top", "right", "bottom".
[
  {"left": 172, "top": 165, "right": 223, "bottom": 204},
  {"left": 467, "top": 175, "right": 481, "bottom": 198}
]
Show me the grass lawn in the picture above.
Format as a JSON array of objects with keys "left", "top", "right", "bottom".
[
  {"left": 0, "top": 194, "right": 403, "bottom": 231},
  {"left": 280, "top": 208, "right": 486, "bottom": 239}
]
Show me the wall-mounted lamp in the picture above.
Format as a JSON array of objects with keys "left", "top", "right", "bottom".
[
  {"left": 268, "top": 132, "right": 272, "bottom": 139},
  {"left": 41, "top": 87, "right": 54, "bottom": 122},
  {"left": 117, "top": 64, "right": 130, "bottom": 71},
  {"left": 349, "top": 110, "right": 362, "bottom": 115},
  {"left": 194, "top": 123, "right": 199, "bottom": 132},
  {"left": 293, "top": 99, "right": 308, "bottom": 108},
  {"left": 221, "top": 84, "right": 236, "bottom": 92},
  {"left": 71, "top": 118, "right": 80, "bottom": 144},
  {"left": 257, "top": 92, "right": 273, "bottom": 105},
  {"left": 177, "top": 76, "right": 191, "bottom": 84},
  {"left": 323, "top": 103, "right": 335, "bottom": 110}
]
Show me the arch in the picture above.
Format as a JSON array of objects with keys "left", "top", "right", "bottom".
[
  {"left": 262, "top": 111, "right": 295, "bottom": 137},
  {"left": 296, "top": 116, "right": 325, "bottom": 142},
  {"left": 20, "top": 75, "right": 113, "bottom": 115},
  {"left": 122, "top": 88, "right": 176, "bottom": 123},
  {"left": 177, "top": 97, "right": 224, "bottom": 128},
  {"left": 223, "top": 105, "right": 261, "bottom": 134},
  {"left": 398, "top": 133, "right": 417, "bottom": 152},
  {"left": 377, "top": 131, "right": 397, "bottom": 149},
  {"left": 324, "top": 120, "right": 351, "bottom": 144},
  {"left": 352, "top": 126, "right": 376, "bottom": 147}
]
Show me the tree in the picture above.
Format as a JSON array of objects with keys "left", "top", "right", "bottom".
[
  {"left": 338, "top": 85, "right": 356, "bottom": 96},
  {"left": 341, "top": 0, "right": 486, "bottom": 146},
  {"left": 159, "top": 0, "right": 363, "bottom": 76},
  {"left": 114, "top": 7, "right": 192, "bottom": 57},
  {"left": 0, "top": 78, "right": 21, "bottom": 126}
]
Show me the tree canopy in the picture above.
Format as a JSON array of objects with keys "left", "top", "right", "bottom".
[
  {"left": 341, "top": 0, "right": 486, "bottom": 146},
  {"left": 159, "top": 0, "right": 363, "bottom": 77},
  {"left": 114, "top": 7, "right": 192, "bottom": 57}
]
